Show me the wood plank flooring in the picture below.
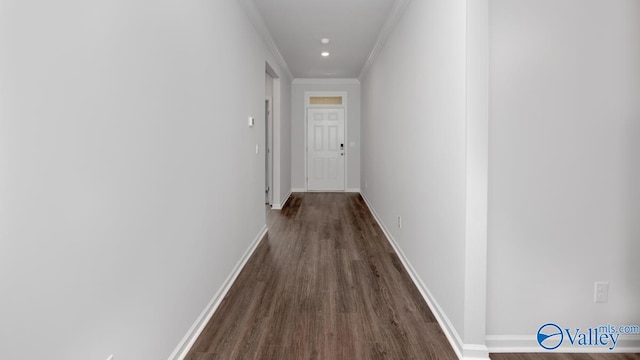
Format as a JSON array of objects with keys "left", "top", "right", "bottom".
[
  {"left": 491, "top": 355, "right": 640, "bottom": 360},
  {"left": 185, "top": 192, "right": 639, "bottom": 360}
]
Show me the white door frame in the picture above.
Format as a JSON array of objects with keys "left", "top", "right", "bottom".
[
  {"left": 265, "top": 62, "right": 284, "bottom": 208},
  {"left": 304, "top": 91, "right": 348, "bottom": 191},
  {"left": 265, "top": 96, "right": 273, "bottom": 205}
]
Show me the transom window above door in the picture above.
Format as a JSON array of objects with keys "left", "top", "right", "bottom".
[{"left": 309, "top": 96, "right": 343, "bottom": 105}]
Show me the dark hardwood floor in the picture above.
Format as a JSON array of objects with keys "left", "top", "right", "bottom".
[
  {"left": 185, "top": 192, "right": 639, "bottom": 360},
  {"left": 491, "top": 355, "right": 639, "bottom": 360}
]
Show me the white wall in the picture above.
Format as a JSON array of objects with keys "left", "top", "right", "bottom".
[
  {"left": 0, "top": 1, "right": 290, "bottom": 359},
  {"left": 361, "top": 1, "right": 489, "bottom": 358},
  {"left": 291, "top": 80, "right": 360, "bottom": 191},
  {"left": 278, "top": 80, "right": 292, "bottom": 202},
  {"left": 487, "top": 0, "right": 640, "bottom": 349}
]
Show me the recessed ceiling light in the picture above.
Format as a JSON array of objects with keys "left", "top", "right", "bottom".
[
  {"left": 321, "top": 38, "right": 330, "bottom": 45},
  {"left": 321, "top": 51, "right": 330, "bottom": 57}
]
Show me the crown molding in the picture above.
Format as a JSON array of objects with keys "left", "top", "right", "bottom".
[
  {"left": 358, "top": 0, "right": 412, "bottom": 81},
  {"left": 238, "top": 0, "right": 294, "bottom": 80},
  {"left": 292, "top": 78, "right": 360, "bottom": 85}
]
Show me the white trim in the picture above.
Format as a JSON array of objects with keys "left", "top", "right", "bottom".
[
  {"left": 461, "top": 344, "right": 491, "bottom": 360},
  {"left": 360, "top": 193, "right": 464, "bottom": 359},
  {"left": 345, "top": 188, "right": 361, "bottom": 193},
  {"left": 291, "top": 188, "right": 306, "bottom": 193},
  {"left": 238, "top": 0, "right": 293, "bottom": 80},
  {"left": 486, "top": 334, "right": 640, "bottom": 353},
  {"left": 265, "top": 95, "right": 274, "bottom": 206},
  {"left": 358, "top": 0, "right": 412, "bottom": 81},
  {"left": 485, "top": 335, "right": 536, "bottom": 352},
  {"left": 270, "top": 75, "right": 282, "bottom": 206},
  {"left": 271, "top": 190, "right": 292, "bottom": 210},
  {"left": 169, "top": 226, "right": 268, "bottom": 360},
  {"left": 292, "top": 78, "right": 360, "bottom": 85},
  {"left": 462, "top": 0, "right": 489, "bottom": 357}
]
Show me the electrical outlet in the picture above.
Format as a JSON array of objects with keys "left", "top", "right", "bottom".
[
  {"left": 364, "top": 181, "right": 368, "bottom": 188},
  {"left": 594, "top": 282, "right": 609, "bottom": 303},
  {"left": 397, "top": 215, "right": 402, "bottom": 229}
]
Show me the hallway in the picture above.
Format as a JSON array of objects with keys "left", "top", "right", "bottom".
[
  {"left": 185, "top": 193, "right": 639, "bottom": 360},
  {"left": 2, "top": 1, "right": 639, "bottom": 358},
  {"left": 186, "top": 193, "right": 458, "bottom": 359}
]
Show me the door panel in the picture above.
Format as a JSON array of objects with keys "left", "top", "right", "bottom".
[
  {"left": 307, "top": 108, "right": 345, "bottom": 191},
  {"left": 328, "top": 158, "right": 338, "bottom": 179},
  {"left": 313, "top": 125, "right": 323, "bottom": 151},
  {"left": 328, "top": 126, "right": 339, "bottom": 150},
  {"left": 313, "top": 158, "right": 324, "bottom": 179}
]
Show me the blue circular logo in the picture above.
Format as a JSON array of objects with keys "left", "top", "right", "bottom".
[{"left": 537, "top": 323, "right": 563, "bottom": 350}]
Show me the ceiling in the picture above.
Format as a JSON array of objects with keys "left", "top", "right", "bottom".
[{"left": 251, "top": 0, "right": 399, "bottom": 79}]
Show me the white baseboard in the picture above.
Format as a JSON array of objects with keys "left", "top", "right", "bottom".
[
  {"left": 360, "top": 193, "right": 489, "bottom": 360},
  {"left": 292, "top": 188, "right": 361, "bottom": 193},
  {"left": 271, "top": 190, "right": 292, "bottom": 210},
  {"left": 462, "top": 344, "right": 491, "bottom": 359},
  {"left": 487, "top": 334, "right": 640, "bottom": 353},
  {"left": 168, "top": 226, "right": 268, "bottom": 360},
  {"left": 485, "top": 335, "right": 536, "bottom": 353}
]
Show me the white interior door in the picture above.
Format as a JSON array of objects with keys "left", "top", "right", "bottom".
[{"left": 307, "top": 108, "right": 345, "bottom": 191}]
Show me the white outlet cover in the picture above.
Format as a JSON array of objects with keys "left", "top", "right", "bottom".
[{"left": 594, "top": 282, "right": 609, "bottom": 303}]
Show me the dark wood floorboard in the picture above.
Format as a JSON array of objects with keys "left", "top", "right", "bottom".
[
  {"left": 185, "top": 193, "right": 638, "bottom": 360},
  {"left": 491, "top": 354, "right": 640, "bottom": 360}
]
